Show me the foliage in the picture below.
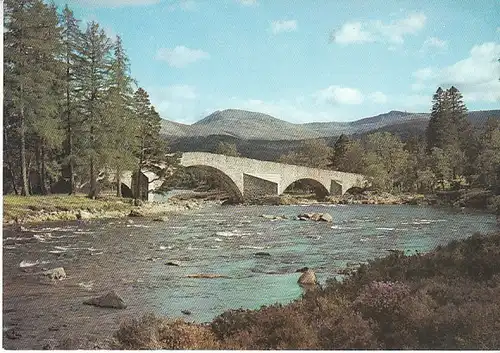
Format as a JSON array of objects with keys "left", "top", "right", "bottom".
[
  {"left": 214, "top": 141, "right": 240, "bottom": 157},
  {"left": 3, "top": 3, "right": 177, "bottom": 200},
  {"left": 278, "top": 139, "right": 333, "bottom": 168}
]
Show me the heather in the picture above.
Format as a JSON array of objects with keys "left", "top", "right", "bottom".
[{"left": 114, "top": 230, "right": 500, "bottom": 350}]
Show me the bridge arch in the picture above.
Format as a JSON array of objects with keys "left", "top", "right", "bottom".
[
  {"left": 182, "top": 165, "right": 244, "bottom": 203},
  {"left": 281, "top": 178, "right": 330, "bottom": 199}
]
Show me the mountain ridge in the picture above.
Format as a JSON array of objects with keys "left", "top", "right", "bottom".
[{"left": 161, "top": 108, "right": 500, "bottom": 141}]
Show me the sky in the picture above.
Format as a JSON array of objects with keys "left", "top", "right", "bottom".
[{"left": 56, "top": 0, "right": 499, "bottom": 124}]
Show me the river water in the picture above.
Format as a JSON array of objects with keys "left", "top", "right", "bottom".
[{"left": 2, "top": 204, "right": 498, "bottom": 348}]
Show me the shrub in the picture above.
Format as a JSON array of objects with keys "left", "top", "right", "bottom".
[{"left": 113, "top": 314, "right": 219, "bottom": 349}]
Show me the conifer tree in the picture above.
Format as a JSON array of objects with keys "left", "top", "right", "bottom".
[
  {"left": 59, "top": 5, "right": 83, "bottom": 194},
  {"left": 132, "top": 88, "right": 167, "bottom": 200},
  {"left": 328, "top": 134, "right": 350, "bottom": 169},
  {"left": 105, "top": 35, "right": 137, "bottom": 197},
  {"left": 75, "top": 21, "right": 113, "bottom": 199},
  {"left": 4, "top": 0, "right": 63, "bottom": 195}
]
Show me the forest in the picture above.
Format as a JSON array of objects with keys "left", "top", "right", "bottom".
[{"left": 3, "top": 0, "right": 175, "bottom": 200}]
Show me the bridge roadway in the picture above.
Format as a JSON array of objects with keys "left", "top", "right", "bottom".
[{"left": 117, "top": 152, "right": 368, "bottom": 202}]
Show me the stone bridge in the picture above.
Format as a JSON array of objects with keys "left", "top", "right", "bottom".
[
  {"left": 179, "top": 152, "right": 368, "bottom": 202},
  {"left": 112, "top": 152, "right": 368, "bottom": 202}
]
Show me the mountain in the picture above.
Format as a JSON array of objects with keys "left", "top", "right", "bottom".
[
  {"left": 162, "top": 109, "right": 321, "bottom": 140},
  {"left": 161, "top": 108, "right": 500, "bottom": 142}
]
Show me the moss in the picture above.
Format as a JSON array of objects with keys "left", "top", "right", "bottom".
[{"left": 3, "top": 194, "right": 132, "bottom": 223}]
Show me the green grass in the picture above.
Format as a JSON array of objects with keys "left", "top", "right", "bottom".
[{"left": 3, "top": 194, "right": 133, "bottom": 222}]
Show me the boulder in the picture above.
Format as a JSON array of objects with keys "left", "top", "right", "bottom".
[
  {"left": 181, "top": 310, "right": 192, "bottom": 315},
  {"left": 254, "top": 252, "right": 271, "bottom": 257},
  {"left": 153, "top": 216, "right": 168, "bottom": 222},
  {"left": 165, "top": 260, "right": 181, "bottom": 266},
  {"left": 129, "top": 209, "right": 144, "bottom": 217},
  {"left": 76, "top": 210, "right": 92, "bottom": 220},
  {"left": 43, "top": 267, "right": 66, "bottom": 280},
  {"left": 261, "top": 214, "right": 276, "bottom": 219},
  {"left": 297, "top": 269, "right": 317, "bottom": 285},
  {"left": 319, "top": 213, "right": 333, "bottom": 222},
  {"left": 298, "top": 213, "right": 314, "bottom": 219},
  {"left": 83, "top": 291, "right": 127, "bottom": 309}
]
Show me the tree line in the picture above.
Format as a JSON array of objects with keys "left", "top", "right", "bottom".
[
  {"left": 279, "top": 86, "right": 500, "bottom": 194},
  {"left": 3, "top": 0, "right": 175, "bottom": 199}
]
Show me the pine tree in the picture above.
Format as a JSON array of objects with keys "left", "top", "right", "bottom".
[
  {"left": 132, "top": 88, "right": 167, "bottom": 200},
  {"left": 75, "top": 21, "right": 113, "bottom": 199},
  {"left": 328, "top": 134, "right": 350, "bottom": 169},
  {"left": 59, "top": 5, "right": 83, "bottom": 195},
  {"left": 105, "top": 35, "right": 136, "bottom": 197},
  {"left": 4, "top": 0, "right": 63, "bottom": 195},
  {"left": 426, "top": 87, "right": 449, "bottom": 152}
]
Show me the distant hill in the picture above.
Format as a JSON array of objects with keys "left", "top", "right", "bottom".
[
  {"left": 162, "top": 108, "right": 500, "bottom": 160},
  {"left": 162, "top": 109, "right": 321, "bottom": 140}
]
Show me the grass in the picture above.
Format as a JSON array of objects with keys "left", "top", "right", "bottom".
[{"left": 3, "top": 194, "right": 133, "bottom": 222}]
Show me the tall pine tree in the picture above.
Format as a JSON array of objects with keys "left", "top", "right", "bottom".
[
  {"left": 75, "top": 21, "right": 113, "bottom": 199},
  {"left": 4, "top": 0, "right": 63, "bottom": 195},
  {"left": 59, "top": 5, "right": 83, "bottom": 195},
  {"left": 105, "top": 35, "right": 137, "bottom": 197}
]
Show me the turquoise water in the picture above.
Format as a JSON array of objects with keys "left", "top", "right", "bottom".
[
  {"left": 3, "top": 204, "right": 497, "bottom": 325},
  {"left": 141, "top": 204, "right": 497, "bottom": 322}
]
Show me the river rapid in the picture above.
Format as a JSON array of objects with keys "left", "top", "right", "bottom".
[{"left": 2, "top": 203, "right": 498, "bottom": 349}]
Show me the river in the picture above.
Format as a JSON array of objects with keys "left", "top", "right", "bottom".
[{"left": 2, "top": 203, "right": 498, "bottom": 349}]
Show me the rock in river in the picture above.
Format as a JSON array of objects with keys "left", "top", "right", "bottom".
[
  {"left": 297, "top": 212, "right": 332, "bottom": 223},
  {"left": 83, "top": 291, "right": 127, "bottom": 309},
  {"left": 165, "top": 260, "right": 181, "bottom": 266},
  {"left": 254, "top": 252, "right": 271, "bottom": 257},
  {"left": 297, "top": 268, "right": 317, "bottom": 285},
  {"left": 186, "top": 274, "right": 230, "bottom": 279},
  {"left": 42, "top": 267, "right": 66, "bottom": 280}
]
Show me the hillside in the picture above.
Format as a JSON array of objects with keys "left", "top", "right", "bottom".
[
  {"left": 162, "top": 109, "right": 321, "bottom": 140},
  {"left": 162, "top": 109, "right": 500, "bottom": 160}
]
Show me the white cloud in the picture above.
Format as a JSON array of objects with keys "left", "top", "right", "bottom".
[
  {"left": 237, "top": 0, "right": 258, "bottom": 6},
  {"left": 315, "top": 86, "right": 364, "bottom": 105},
  {"left": 148, "top": 85, "right": 200, "bottom": 122},
  {"left": 330, "top": 22, "right": 374, "bottom": 44},
  {"left": 331, "top": 12, "right": 426, "bottom": 45},
  {"left": 155, "top": 46, "right": 210, "bottom": 68},
  {"left": 369, "top": 91, "right": 388, "bottom": 104},
  {"left": 168, "top": 0, "right": 197, "bottom": 11},
  {"left": 412, "top": 67, "right": 435, "bottom": 81},
  {"left": 421, "top": 36, "right": 448, "bottom": 52},
  {"left": 271, "top": 20, "right": 298, "bottom": 34},
  {"left": 412, "top": 42, "right": 500, "bottom": 103},
  {"left": 72, "top": 0, "right": 159, "bottom": 7}
]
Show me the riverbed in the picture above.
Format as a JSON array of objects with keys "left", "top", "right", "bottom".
[{"left": 2, "top": 204, "right": 498, "bottom": 349}]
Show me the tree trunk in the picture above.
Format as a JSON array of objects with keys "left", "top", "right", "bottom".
[
  {"left": 88, "top": 123, "right": 97, "bottom": 199},
  {"left": 66, "top": 64, "right": 75, "bottom": 195},
  {"left": 88, "top": 157, "right": 97, "bottom": 199},
  {"left": 116, "top": 170, "right": 122, "bottom": 197},
  {"left": 20, "top": 106, "right": 30, "bottom": 196},
  {"left": 40, "top": 144, "right": 48, "bottom": 195},
  {"left": 135, "top": 165, "right": 142, "bottom": 201}
]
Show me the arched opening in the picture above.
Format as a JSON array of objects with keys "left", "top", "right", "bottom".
[
  {"left": 164, "top": 165, "right": 243, "bottom": 203},
  {"left": 282, "top": 178, "right": 329, "bottom": 200},
  {"left": 120, "top": 183, "right": 133, "bottom": 198}
]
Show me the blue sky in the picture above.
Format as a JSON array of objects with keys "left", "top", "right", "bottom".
[{"left": 58, "top": 0, "right": 499, "bottom": 123}]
